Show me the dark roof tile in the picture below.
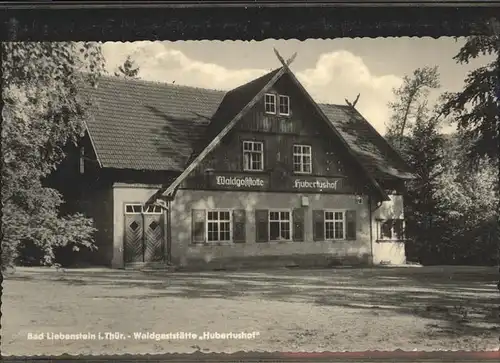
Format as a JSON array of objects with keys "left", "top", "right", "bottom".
[{"left": 83, "top": 75, "right": 225, "bottom": 171}]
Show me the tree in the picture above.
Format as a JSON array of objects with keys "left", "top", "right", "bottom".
[
  {"left": 386, "top": 66, "right": 441, "bottom": 152},
  {"left": 2, "top": 42, "right": 105, "bottom": 270},
  {"left": 385, "top": 66, "right": 449, "bottom": 264},
  {"left": 439, "top": 25, "right": 499, "bottom": 266},
  {"left": 403, "top": 116, "right": 447, "bottom": 264},
  {"left": 440, "top": 30, "right": 499, "bottom": 163},
  {"left": 433, "top": 133, "right": 498, "bottom": 264},
  {"left": 114, "top": 55, "right": 140, "bottom": 79}
]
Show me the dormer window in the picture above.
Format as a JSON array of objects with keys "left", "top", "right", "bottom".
[
  {"left": 264, "top": 94, "right": 276, "bottom": 114},
  {"left": 278, "top": 95, "right": 290, "bottom": 116}
]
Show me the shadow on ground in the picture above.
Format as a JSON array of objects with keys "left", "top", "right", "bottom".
[{"left": 7, "top": 266, "right": 499, "bottom": 340}]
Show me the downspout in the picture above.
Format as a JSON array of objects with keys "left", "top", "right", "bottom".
[
  {"left": 368, "top": 194, "right": 373, "bottom": 265},
  {"left": 369, "top": 195, "right": 384, "bottom": 265},
  {"left": 166, "top": 200, "right": 172, "bottom": 264}
]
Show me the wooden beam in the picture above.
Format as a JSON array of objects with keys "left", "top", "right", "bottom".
[
  {"left": 274, "top": 48, "right": 297, "bottom": 69},
  {"left": 161, "top": 67, "right": 287, "bottom": 197},
  {"left": 286, "top": 52, "right": 297, "bottom": 66}
]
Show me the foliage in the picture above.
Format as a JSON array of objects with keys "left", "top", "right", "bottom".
[
  {"left": 114, "top": 55, "right": 140, "bottom": 79},
  {"left": 387, "top": 62, "right": 498, "bottom": 265},
  {"left": 386, "top": 66, "right": 441, "bottom": 152},
  {"left": 402, "top": 117, "right": 447, "bottom": 264},
  {"left": 1, "top": 42, "right": 104, "bottom": 270},
  {"left": 433, "top": 135, "right": 498, "bottom": 264},
  {"left": 440, "top": 33, "right": 499, "bottom": 162}
]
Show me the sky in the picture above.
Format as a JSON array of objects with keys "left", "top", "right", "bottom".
[{"left": 101, "top": 38, "right": 492, "bottom": 135}]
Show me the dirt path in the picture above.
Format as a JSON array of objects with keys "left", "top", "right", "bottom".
[{"left": 3, "top": 266, "right": 499, "bottom": 355}]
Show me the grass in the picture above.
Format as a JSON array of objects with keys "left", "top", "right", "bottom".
[{"left": 2, "top": 265, "right": 499, "bottom": 355}]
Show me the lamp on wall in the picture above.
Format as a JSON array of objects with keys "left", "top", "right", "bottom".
[
  {"left": 301, "top": 196, "right": 309, "bottom": 207},
  {"left": 154, "top": 199, "right": 168, "bottom": 210},
  {"left": 355, "top": 194, "right": 364, "bottom": 205}
]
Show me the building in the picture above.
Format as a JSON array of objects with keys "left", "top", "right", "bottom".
[{"left": 52, "top": 57, "right": 415, "bottom": 270}]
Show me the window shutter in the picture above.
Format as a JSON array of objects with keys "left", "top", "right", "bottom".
[
  {"left": 233, "top": 209, "right": 246, "bottom": 243},
  {"left": 292, "top": 208, "right": 305, "bottom": 242},
  {"left": 346, "top": 210, "right": 357, "bottom": 240},
  {"left": 264, "top": 140, "right": 270, "bottom": 172},
  {"left": 192, "top": 209, "right": 206, "bottom": 243},
  {"left": 255, "top": 209, "right": 269, "bottom": 243},
  {"left": 313, "top": 210, "right": 324, "bottom": 241}
]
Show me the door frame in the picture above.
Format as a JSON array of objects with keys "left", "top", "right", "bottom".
[{"left": 123, "top": 202, "right": 166, "bottom": 265}]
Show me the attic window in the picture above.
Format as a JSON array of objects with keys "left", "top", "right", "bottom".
[
  {"left": 278, "top": 95, "right": 290, "bottom": 116},
  {"left": 264, "top": 93, "right": 276, "bottom": 114}
]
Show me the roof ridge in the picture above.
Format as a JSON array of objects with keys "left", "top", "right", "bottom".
[
  {"left": 98, "top": 74, "right": 228, "bottom": 94},
  {"left": 318, "top": 102, "right": 352, "bottom": 109}
]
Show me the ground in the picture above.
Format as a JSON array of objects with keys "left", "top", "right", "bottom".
[{"left": 3, "top": 265, "right": 499, "bottom": 356}]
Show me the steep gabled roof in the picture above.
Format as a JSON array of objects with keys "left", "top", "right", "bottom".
[
  {"left": 81, "top": 75, "right": 225, "bottom": 171},
  {"left": 81, "top": 73, "right": 414, "bottom": 200},
  {"left": 160, "top": 67, "right": 288, "bottom": 197},
  {"left": 319, "top": 104, "right": 415, "bottom": 180}
]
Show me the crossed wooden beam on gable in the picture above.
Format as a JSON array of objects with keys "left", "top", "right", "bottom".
[
  {"left": 274, "top": 48, "right": 363, "bottom": 110},
  {"left": 273, "top": 48, "right": 297, "bottom": 69}
]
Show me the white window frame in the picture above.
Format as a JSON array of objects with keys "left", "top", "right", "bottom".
[
  {"left": 278, "top": 95, "right": 290, "bottom": 116},
  {"left": 324, "top": 210, "right": 346, "bottom": 241},
  {"left": 293, "top": 144, "right": 313, "bottom": 174},
  {"left": 268, "top": 209, "right": 292, "bottom": 242},
  {"left": 378, "top": 219, "right": 405, "bottom": 241},
  {"left": 143, "top": 205, "right": 163, "bottom": 215},
  {"left": 206, "top": 209, "right": 233, "bottom": 243},
  {"left": 124, "top": 203, "right": 143, "bottom": 215},
  {"left": 242, "top": 140, "right": 264, "bottom": 171},
  {"left": 264, "top": 93, "right": 276, "bottom": 114}
]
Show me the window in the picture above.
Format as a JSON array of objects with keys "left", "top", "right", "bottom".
[
  {"left": 293, "top": 144, "right": 312, "bottom": 174},
  {"left": 207, "top": 210, "right": 232, "bottom": 242},
  {"left": 278, "top": 95, "right": 290, "bottom": 115},
  {"left": 264, "top": 93, "right": 276, "bottom": 114},
  {"left": 378, "top": 219, "right": 405, "bottom": 241},
  {"left": 324, "top": 211, "right": 345, "bottom": 240},
  {"left": 125, "top": 204, "right": 143, "bottom": 214},
  {"left": 143, "top": 205, "right": 163, "bottom": 214},
  {"left": 269, "top": 210, "right": 292, "bottom": 241},
  {"left": 243, "top": 141, "right": 264, "bottom": 171}
]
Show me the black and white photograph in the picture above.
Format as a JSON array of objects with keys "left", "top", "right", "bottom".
[{"left": 2, "top": 34, "right": 499, "bottom": 356}]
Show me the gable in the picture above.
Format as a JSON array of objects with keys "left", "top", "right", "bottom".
[
  {"left": 78, "top": 71, "right": 412, "bottom": 200},
  {"left": 161, "top": 69, "right": 393, "bottom": 201}
]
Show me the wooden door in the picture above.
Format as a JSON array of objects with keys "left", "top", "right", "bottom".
[
  {"left": 143, "top": 213, "right": 164, "bottom": 262},
  {"left": 124, "top": 214, "right": 144, "bottom": 263}
]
